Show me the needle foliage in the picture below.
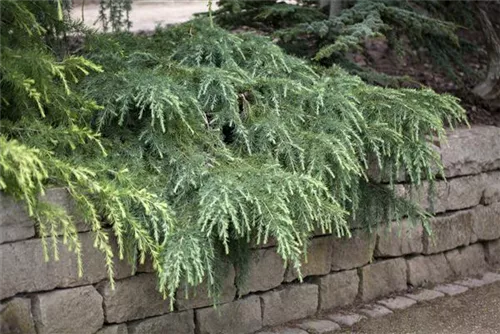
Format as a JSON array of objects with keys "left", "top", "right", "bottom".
[{"left": 1, "top": 1, "right": 466, "bottom": 305}]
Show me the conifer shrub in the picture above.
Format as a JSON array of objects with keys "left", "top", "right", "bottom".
[{"left": 1, "top": 1, "right": 466, "bottom": 305}]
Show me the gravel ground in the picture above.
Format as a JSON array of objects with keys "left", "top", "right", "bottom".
[{"left": 340, "top": 280, "right": 500, "bottom": 334}]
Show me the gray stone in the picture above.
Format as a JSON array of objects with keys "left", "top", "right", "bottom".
[
  {"left": 423, "top": 210, "right": 474, "bottom": 254},
  {"left": 440, "top": 126, "right": 500, "bottom": 178},
  {"left": 395, "top": 181, "right": 448, "bottom": 214},
  {"left": 445, "top": 244, "right": 487, "bottom": 277},
  {"left": 375, "top": 220, "right": 423, "bottom": 257},
  {"left": 407, "top": 253, "right": 454, "bottom": 287},
  {"left": 0, "top": 232, "right": 133, "bottom": 300},
  {"left": 313, "top": 270, "right": 359, "bottom": 311},
  {"left": 176, "top": 264, "right": 236, "bottom": 310},
  {"left": 434, "top": 284, "right": 468, "bottom": 296},
  {"left": 331, "top": 230, "right": 376, "bottom": 271},
  {"left": 485, "top": 239, "right": 500, "bottom": 266},
  {"left": 128, "top": 311, "right": 194, "bottom": 334},
  {"left": 0, "top": 193, "right": 35, "bottom": 244},
  {"left": 261, "top": 284, "right": 318, "bottom": 327},
  {"left": 285, "top": 237, "right": 332, "bottom": 282},
  {"left": 238, "top": 248, "right": 285, "bottom": 295},
  {"left": 275, "top": 328, "right": 308, "bottom": 334},
  {"left": 376, "top": 296, "right": 416, "bottom": 310},
  {"left": 482, "top": 272, "right": 500, "bottom": 284},
  {"left": 297, "top": 319, "right": 340, "bottom": 334},
  {"left": 0, "top": 298, "right": 36, "bottom": 334},
  {"left": 481, "top": 184, "right": 500, "bottom": 205},
  {"left": 96, "top": 324, "right": 128, "bottom": 334},
  {"left": 472, "top": 203, "right": 500, "bottom": 241},
  {"left": 454, "top": 278, "right": 488, "bottom": 288},
  {"left": 32, "top": 286, "right": 103, "bottom": 334},
  {"left": 406, "top": 289, "right": 444, "bottom": 302},
  {"left": 360, "top": 258, "right": 407, "bottom": 302},
  {"left": 195, "top": 296, "right": 261, "bottom": 334},
  {"left": 446, "top": 174, "right": 486, "bottom": 211},
  {"left": 358, "top": 305, "right": 392, "bottom": 318},
  {"left": 40, "top": 188, "right": 90, "bottom": 232},
  {"left": 326, "top": 313, "right": 366, "bottom": 327},
  {"left": 97, "top": 273, "right": 171, "bottom": 323}
]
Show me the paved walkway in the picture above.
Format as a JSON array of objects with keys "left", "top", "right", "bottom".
[{"left": 340, "top": 280, "right": 500, "bottom": 334}]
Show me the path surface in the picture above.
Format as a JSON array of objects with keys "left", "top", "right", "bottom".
[
  {"left": 340, "top": 280, "right": 500, "bottom": 334},
  {"left": 71, "top": 1, "right": 214, "bottom": 31}
]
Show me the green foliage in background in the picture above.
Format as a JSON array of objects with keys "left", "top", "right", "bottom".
[{"left": 1, "top": 1, "right": 466, "bottom": 306}]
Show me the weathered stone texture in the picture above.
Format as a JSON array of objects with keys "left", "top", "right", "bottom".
[
  {"left": 406, "top": 289, "right": 444, "bottom": 302},
  {"left": 358, "top": 304, "right": 392, "bottom": 318},
  {"left": 445, "top": 244, "right": 487, "bottom": 277},
  {"left": 128, "top": 311, "right": 194, "bottom": 334},
  {"left": 472, "top": 203, "right": 500, "bottom": 241},
  {"left": 238, "top": 248, "right": 285, "bottom": 295},
  {"left": 375, "top": 220, "right": 423, "bottom": 257},
  {"left": 446, "top": 174, "right": 486, "bottom": 211},
  {"left": 31, "top": 286, "right": 103, "bottom": 334},
  {"left": 96, "top": 324, "right": 128, "bottom": 334},
  {"left": 440, "top": 126, "right": 500, "bottom": 178},
  {"left": 40, "top": 188, "right": 90, "bottom": 232},
  {"left": 195, "top": 296, "right": 261, "bottom": 334},
  {"left": 433, "top": 284, "right": 468, "bottom": 296},
  {"left": 297, "top": 319, "right": 340, "bottom": 334},
  {"left": 481, "top": 184, "right": 500, "bottom": 205},
  {"left": 261, "top": 284, "right": 318, "bottom": 326},
  {"left": 0, "top": 232, "right": 132, "bottom": 300},
  {"left": 395, "top": 181, "right": 448, "bottom": 214},
  {"left": 423, "top": 210, "right": 474, "bottom": 254},
  {"left": 360, "top": 258, "right": 407, "bottom": 302},
  {"left": 97, "top": 274, "right": 170, "bottom": 323},
  {"left": 314, "top": 270, "right": 359, "bottom": 311},
  {"left": 331, "top": 230, "right": 375, "bottom": 271},
  {"left": 326, "top": 313, "right": 366, "bottom": 327},
  {"left": 485, "top": 239, "right": 500, "bottom": 266},
  {"left": 0, "top": 298, "right": 36, "bottom": 334},
  {"left": 0, "top": 193, "right": 35, "bottom": 244},
  {"left": 407, "top": 253, "right": 454, "bottom": 287},
  {"left": 376, "top": 296, "right": 416, "bottom": 310},
  {"left": 176, "top": 264, "right": 236, "bottom": 310},
  {"left": 285, "top": 236, "right": 332, "bottom": 282}
]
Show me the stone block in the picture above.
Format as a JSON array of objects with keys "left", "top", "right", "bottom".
[
  {"left": 297, "top": 319, "right": 340, "bottom": 334},
  {"left": 407, "top": 253, "right": 454, "bottom": 287},
  {"left": 96, "top": 324, "right": 128, "bottom": 334},
  {"left": 360, "top": 258, "right": 407, "bottom": 302},
  {"left": 440, "top": 126, "right": 500, "bottom": 178},
  {"left": 32, "top": 286, "right": 103, "bottom": 334},
  {"left": 455, "top": 278, "right": 488, "bottom": 288},
  {"left": 375, "top": 220, "right": 423, "bottom": 257},
  {"left": 195, "top": 296, "right": 261, "bottom": 334},
  {"left": 482, "top": 272, "right": 500, "bottom": 284},
  {"left": 406, "top": 289, "right": 444, "bottom": 302},
  {"left": 376, "top": 296, "right": 416, "bottom": 310},
  {"left": 176, "top": 264, "right": 236, "bottom": 310},
  {"left": 326, "top": 312, "right": 366, "bottom": 327},
  {"left": 395, "top": 181, "right": 448, "bottom": 214},
  {"left": 485, "top": 239, "right": 500, "bottom": 266},
  {"left": 481, "top": 184, "right": 500, "bottom": 205},
  {"left": 446, "top": 174, "right": 486, "bottom": 211},
  {"left": 40, "top": 188, "right": 90, "bottom": 233},
  {"left": 358, "top": 305, "right": 392, "bottom": 318},
  {"left": 128, "top": 311, "right": 194, "bottom": 334},
  {"left": 275, "top": 329, "right": 308, "bottom": 334},
  {"left": 423, "top": 210, "right": 474, "bottom": 254},
  {"left": 313, "top": 270, "right": 359, "bottom": 311},
  {"left": 0, "top": 193, "right": 35, "bottom": 244},
  {"left": 97, "top": 274, "right": 171, "bottom": 323},
  {"left": 471, "top": 203, "right": 500, "bottom": 241},
  {"left": 445, "top": 244, "right": 487, "bottom": 277},
  {"left": 0, "top": 232, "right": 132, "bottom": 300},
  {"left": 238, "top": 248, "right": 285, "bottom": 295},
  {"left": 261, "top": 284, "right": 318, "bottom": 327},
  {"left": 285, "top": 236, "right": 332, "bottom": 282},
  {"left": 433, "top": 284, "right": 468, "bottom": 296},
  {"left": 0, "top": 298, "right": 36, "bottom": 334},
  {"left": 331, "top": 230, "right": 376, "bottom": 271}
]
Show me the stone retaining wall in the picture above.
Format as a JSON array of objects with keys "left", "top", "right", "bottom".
[{"left": 1, "top": 126, "right": 500, "bottom": 334}]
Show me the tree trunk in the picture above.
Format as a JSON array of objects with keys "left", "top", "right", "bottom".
[
  {"left": 319, "top": 0, "right": 343, "bottom": 19},
  {"left": 473, "top": 7, "right": 500, "bottom": 106}
]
